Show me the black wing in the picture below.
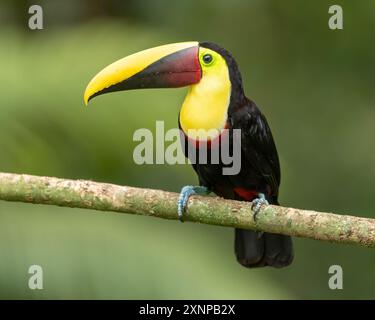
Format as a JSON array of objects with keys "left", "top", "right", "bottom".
[{"left": 230, "top": 99, "right": 281, "bottom": 197}]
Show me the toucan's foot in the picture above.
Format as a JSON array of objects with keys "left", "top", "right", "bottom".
[
  {"left": 251, "top": 193, "right": 269, "bottom": 221},
  {"left": 178, "top": 185, "right": 209, "bottom": 222}
]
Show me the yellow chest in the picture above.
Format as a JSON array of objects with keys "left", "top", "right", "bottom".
[{"left": 179, "top": 66, "right": 231, "bottom": 141}]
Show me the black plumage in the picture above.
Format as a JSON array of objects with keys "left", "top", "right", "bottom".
[{"left": 180, "top": 42, "right": 294, "bottom": 268}]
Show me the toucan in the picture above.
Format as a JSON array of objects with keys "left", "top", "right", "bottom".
[{"left": 84, "top": 41, "right": 294, "bottom": 268}]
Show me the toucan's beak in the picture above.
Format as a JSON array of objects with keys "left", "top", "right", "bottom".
[{"left": 84, "top": 42, "right": 201, "bottom": 105}]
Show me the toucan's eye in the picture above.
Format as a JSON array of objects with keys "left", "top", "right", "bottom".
[{"left": 202, "top": 54, "right": 213, "bottom": 65}]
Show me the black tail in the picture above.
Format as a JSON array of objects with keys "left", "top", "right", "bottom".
[{"left": 235, "top": 229, "right": 294, "bottom": 268}]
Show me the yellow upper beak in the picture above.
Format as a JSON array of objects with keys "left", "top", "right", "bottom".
[{"left": 84, "top": 41, "right": 200, "bottom": 105}]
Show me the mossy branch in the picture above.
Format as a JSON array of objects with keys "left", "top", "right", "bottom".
[{"left": 0, "top": 172, "right": 374, "bottom": 247}]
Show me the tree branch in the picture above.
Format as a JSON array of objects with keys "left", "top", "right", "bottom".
[{"left": 0, "top": 172, "right": 374, "bottom": 247}]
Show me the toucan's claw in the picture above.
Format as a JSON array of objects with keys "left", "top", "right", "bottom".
[
  {"left": 178, "top": 185, "right": 209, "bottom": 222},
  {"left": 251, "top": 193, "right": 269, "bottom": 221}
]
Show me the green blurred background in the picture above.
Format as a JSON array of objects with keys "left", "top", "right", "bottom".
[{"left": 0, "top": 0, "right": 374, "bottom": 299}]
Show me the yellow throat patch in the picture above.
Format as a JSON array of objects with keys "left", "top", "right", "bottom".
[{"left": 179, "top": 47, "right": 231, "bottom": 141}]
